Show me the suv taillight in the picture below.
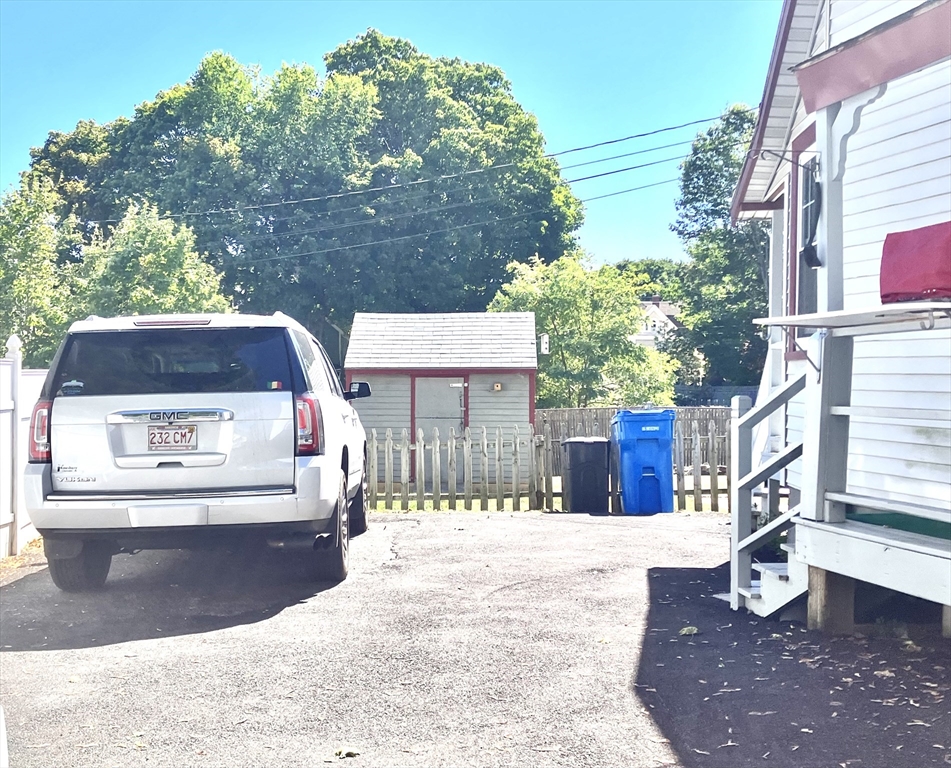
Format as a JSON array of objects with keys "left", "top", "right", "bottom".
[
  {"left": 295, "top": 395, "right": 323, "bottom": 455},
  {"left": 29, "top": 399, "right": 52, "bottom": 463}
]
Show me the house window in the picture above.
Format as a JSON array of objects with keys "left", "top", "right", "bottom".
[{"left": 797, "top": 157, "right": 820, "bottom": 333}]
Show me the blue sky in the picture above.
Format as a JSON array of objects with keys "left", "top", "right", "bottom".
[{"left": 0, "top": 0, "right": 781, "bottom": 265}]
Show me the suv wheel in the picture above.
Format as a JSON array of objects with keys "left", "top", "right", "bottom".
[
  {"left": 349, "top": 456, "right": 369, "bottom": 536},
  {"left": 314, "top": 471, "right": 349, "bottom": 583},
  {"left": 47, "top": 541, "right": 113, "bottom": 592}
]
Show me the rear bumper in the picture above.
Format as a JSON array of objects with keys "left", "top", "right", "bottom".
[{"left": 24, "top": 457, "right": 338, "bottom": 532}]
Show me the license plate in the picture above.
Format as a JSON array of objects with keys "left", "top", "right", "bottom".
[{"left": 147, "top": 424, "right": 197, "bottom": 451}]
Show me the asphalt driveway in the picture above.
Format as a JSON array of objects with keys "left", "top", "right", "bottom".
[{"left": 0, "top": 512, "right": 948, "bottom": 768}]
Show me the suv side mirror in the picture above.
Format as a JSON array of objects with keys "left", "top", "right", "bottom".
[{"left": 344, "top": 381, "right": 371, "bottom": 400}]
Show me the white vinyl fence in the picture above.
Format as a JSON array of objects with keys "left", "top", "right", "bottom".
[{"left": 1, "top": 336, "right": 45, "bottom": 556}]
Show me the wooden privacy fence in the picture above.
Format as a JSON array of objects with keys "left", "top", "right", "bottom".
[
  {"left": 368, "top": 426, "right": 557, "bottom": 511},
  {"left": 534, "top": 406, "right": 731, "bottom": 512},
  {"left": 369, "top": 410, "right": 732, "bottom": 513}
]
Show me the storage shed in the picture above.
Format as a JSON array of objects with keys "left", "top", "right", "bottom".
[{"left": 344, "top": 312, "right": 537, "bottom": 482}]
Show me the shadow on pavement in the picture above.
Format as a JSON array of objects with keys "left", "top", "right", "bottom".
[
  {"left": 0, "top": 546, "right": 334, "bottom": 653},
  {"left": 633, "top": 563, "right": 951, "bottom": 768}
]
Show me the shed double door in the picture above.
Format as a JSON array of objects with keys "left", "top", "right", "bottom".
[{"left": 414, "top": 377, "right": 464, "bottom": 487}]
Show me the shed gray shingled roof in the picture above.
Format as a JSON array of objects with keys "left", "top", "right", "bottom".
[{"left": 345, "top": 312, "right": 537, "bottom": 370}]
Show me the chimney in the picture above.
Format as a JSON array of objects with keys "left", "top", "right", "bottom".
[{"left": 652, "top": 294, "right": 662, "bottom": 306}]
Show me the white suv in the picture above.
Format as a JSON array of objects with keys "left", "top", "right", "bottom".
[{"left": 25, "top": 312, "right": 371, "bottom": 591}]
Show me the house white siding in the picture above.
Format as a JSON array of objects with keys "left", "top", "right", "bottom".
[
  {"left": 829, "top": 0, "right": 923, "bottom": 47},
  {"left": 785, "top": 359, "right": 809, "bottom": 489},
  {"left": 836, "top": 57, "right": 951, "bottom": 507}
]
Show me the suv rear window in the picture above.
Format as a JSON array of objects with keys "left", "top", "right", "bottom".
[{"left": 50, "top": 328, "right": 294, "bottom": 396}]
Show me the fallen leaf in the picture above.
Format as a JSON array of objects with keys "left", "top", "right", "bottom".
[
  {"left": 874, "top": 670, "right": 895, "bottom": 678},
  {"left": 679, "top": 626, "right": 700, "bottom": 636},
  {"left": 692, "top": 748, "right": 710, "bottom": 755},
  {"left": 335, "top": 747, "right": 361, "bottom": 759}
]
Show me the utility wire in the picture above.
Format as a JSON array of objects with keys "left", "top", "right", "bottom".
[
  {"left": 559, "top": 139, "right": 694, "bottom": 171},
  {"left": 565, "top": 154, "right": 685, "bottom": 184},
  {"left": 548, "top": 112, "right": 752, "bottom": 157},
  {"left": 80, "top": 110, "right": 752, "bottom": 225},
  {"left": 239, "top": 178, "right": 681, "bottom": 266},
  {"left": 229, "top": 156, "right": 685, "bottom": 245},
  {"left": 581, "top": 178, "right": 678, "bottom": 202}
]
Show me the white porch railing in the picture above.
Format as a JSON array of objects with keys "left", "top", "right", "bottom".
[{"left": 730, "top": 373, "right": 806, "bottom": 611}]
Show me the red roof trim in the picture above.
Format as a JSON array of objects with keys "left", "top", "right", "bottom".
[
  {"left": 730, "top": 0, "right": 799, "bottom": 223},
  {"left": 739, "top": 200, "right": 785, "bottom": 213},
  {"left": 794, "top": 0, "right": 951, "bottom": 114}
]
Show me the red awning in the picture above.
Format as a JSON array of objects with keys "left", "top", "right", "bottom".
[{"left": 880, "top": 221, "right": 951, "bottom": 303}]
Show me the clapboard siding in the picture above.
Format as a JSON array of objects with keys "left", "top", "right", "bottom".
[
  {"left": 810, "top": 0, "right": 830, "bottom": 56},
  {"left": 352, "top": 375, "right": 412, "bottom": 480},
  {"left": 467, "top": 373, "right": 531, "bottom": 482},
  {"left": 785, "top": 359, "right": 809, "bottom": 488},
  {"left": 352, "top": 375, "right": 412, "bottom": 434},
  {"left": 829, "top": 0, "right": 917, "bottom": 46},
  {"left": 845, "top": 469, "right": 951, "bottom": 508},
  {"left": 830, "top": 57, "right": 951, "bottom": 508}
]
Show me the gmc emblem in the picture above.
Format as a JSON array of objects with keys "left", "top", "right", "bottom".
[{"left": 150, "top": 411, "right": 187, "bottom": 422}]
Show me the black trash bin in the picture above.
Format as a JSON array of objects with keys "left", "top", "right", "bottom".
[{"left": 561, "top": 437, "right": 610, "bottom": 514}]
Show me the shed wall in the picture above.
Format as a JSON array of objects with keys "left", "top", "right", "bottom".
[{"left": 462, "top": 373, "right": 532, "bottom": 484}]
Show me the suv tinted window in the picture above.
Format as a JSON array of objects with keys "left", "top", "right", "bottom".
[
  {"left": 292, "top": 330, "right": 330, "bottom": 393},
  {"left": 52, "top": 328, "right": 293, "bottom": 396}
]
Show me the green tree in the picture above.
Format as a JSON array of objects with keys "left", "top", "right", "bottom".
[
  {"left": 668, "top": 105, "right": 769, "bottom": 386},
  {"left": 0, "top": 176, "right": 80, "bottom": 366},
  {"left": 489, "top": 254, "right": 676, "bottom": 408},
  {"left": 28, "top": 35, "right": 583, "bottom": 333},
  {"left": 616, "top": 257, "right": 686, "bottom": 302},
  {"left": 80, "top": 204, "right": 231, "bottom": 317}
]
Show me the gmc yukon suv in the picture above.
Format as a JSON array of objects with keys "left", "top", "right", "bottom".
[{"left": 25, "top": 312, "right": 371, "bottom": 592}]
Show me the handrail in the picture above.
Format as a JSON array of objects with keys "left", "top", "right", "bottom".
[
  {"left": 736, "top": 373, "right": 807, "bottom": 431},
  {"left": 730, "top": 371, "right": 809, "bottom": 611}
]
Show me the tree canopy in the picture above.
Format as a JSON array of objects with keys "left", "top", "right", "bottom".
[
  {"left": 0, "top": 182, "right": 231, "bottom": 365},
  {"left": 0, "top": 177, "right": 79, "bottom": 366},
  {"left": 26, "top": 32, "right": 583, "bottom": 334},
  {"left": 79, "top": 204, "right": 231, "bottom": 318},
  {"left": 659, "top": 105, "right": 769, "bottom": 387},
  {"left": 489, "top": 254, "right": 676, "bottom": 408}
]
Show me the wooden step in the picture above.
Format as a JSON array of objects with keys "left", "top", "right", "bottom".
[{"left": 753, "top": 562, "right": 789, "bottom": 581}]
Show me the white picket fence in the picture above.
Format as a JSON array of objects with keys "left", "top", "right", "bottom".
[
  {"left": 368, "top": 425, "right": 558, "bottom": 511},
  {"left": 1, "top": 337, "right": 44, "bottom": 556}
]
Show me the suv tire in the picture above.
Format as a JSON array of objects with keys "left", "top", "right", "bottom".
[
  {"left": 47, "top": 541, "right": 113, "bottom": 592},
  {"left": 314, "top": 471, "right": 349, "bottom": 583},
  {"left": 349, "top": 456, "right": 369, "bottom": 536}
]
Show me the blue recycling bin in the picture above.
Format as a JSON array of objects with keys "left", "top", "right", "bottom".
[{"left": 610, "top": 409, "right": 675, "bottom": 515}]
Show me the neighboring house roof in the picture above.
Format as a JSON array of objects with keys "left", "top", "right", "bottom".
[
  {"left": 641, "top": 300, "right": 681, "bottom": 326},
  {"left": 730, "top": 0, "right": 822, "bottom": 221},
  {"left": 344, "top": 312, "right": 537, "bottom": 370}
]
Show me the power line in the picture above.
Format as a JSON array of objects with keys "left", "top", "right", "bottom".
[
  {"left": 581, "top": 178, "right": 678, "bottom": 202},
  {"left": 238, "top": 177, "right": 681, "bottom": 266},
  {"left": 256, "top": 139, "right": 712, "bottom": 229},
  {"left": 226, "top": 156, "right": 684, "bottom": 246},
  {"left": 566, "top": 154, "right": 686, "bottom": 184},
  {"left": 80, "top": 110, "right": 752, "bottom": 225},
  {"left": 548, "top": 112, "right": 751, "bottom": 158},
  {"left": 559, "top": 140, "right": 694, "bottom": 171}
]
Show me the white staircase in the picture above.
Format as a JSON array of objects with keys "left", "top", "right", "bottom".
[{"left": 745, "top": 544, "right": 808, "bottom": 617}]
